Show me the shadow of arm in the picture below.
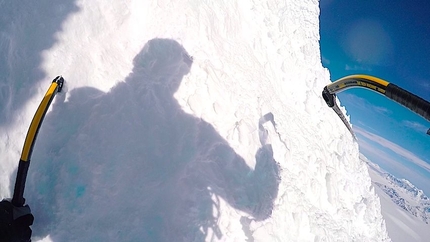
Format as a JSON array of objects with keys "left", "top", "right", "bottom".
[{"left": 199, "top": 123, "right": 280, "bottom": 221}]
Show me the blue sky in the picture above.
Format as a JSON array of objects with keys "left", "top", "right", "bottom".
[{"left": 320, "top": 0, "right": 430, "bottom": 194}]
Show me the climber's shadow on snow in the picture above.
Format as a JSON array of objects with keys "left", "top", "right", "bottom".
[{"left": 28, "top": 38, "right": 280, "bottom": 241}]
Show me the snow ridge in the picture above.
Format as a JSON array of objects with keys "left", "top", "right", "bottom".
[
  {"left": 373, "top": 173, "right": 430, "bottom": 224},
  {"left": 365, "top": 154, "right": 430, "bottom": 240},
  {"left": 384, "top": 174, "right": 429, "bottom": 202},
  {"left": 366, "top": 156, "right": 430, "bottom": 225}
]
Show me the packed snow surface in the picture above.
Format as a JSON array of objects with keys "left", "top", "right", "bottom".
[{"left": 0, "top": 0, "right": 390, "bottom": 241}]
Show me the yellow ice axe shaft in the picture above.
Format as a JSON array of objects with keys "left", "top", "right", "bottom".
[
  {"left": 12, "top": 76, "right": 64, "bottom": 207},
  {"left": 322, "top": 74, "right": 430, "bottom": 126}
]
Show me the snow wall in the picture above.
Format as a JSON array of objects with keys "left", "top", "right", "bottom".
[{"left": 0, "top": 0, "right": 390, "bottom": 241}]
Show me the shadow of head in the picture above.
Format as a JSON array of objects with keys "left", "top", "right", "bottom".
[{"left": 130, "top": 38, "right": 193, "bottom": 94}]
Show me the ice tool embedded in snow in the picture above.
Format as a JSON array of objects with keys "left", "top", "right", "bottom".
[
  {"left": 322, "top": 87, "right": 356, "bottom": 140},
  {"left": 322, "top": 74, "right": 430, "bottom": 137}
]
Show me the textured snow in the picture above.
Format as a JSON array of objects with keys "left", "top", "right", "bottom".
[{"left": 0, "top": 0, "right": 390, "bottom": 241}]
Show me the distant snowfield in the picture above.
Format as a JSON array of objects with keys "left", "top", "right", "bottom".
[
  {"left": 365, "top": 155, "right": 430, "bottom": 242},
  {"left": 1, "top": 0, "right": 390, "bottom": 241}
]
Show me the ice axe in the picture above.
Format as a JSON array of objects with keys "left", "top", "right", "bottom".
[
  {"left": 0, "top": 76, "right": 64, "bottom": 241},
  {"left": 12, "top": 76, "right": 65, "bottom": 207},
  {"left": 322, "top": 74, "right": 430, "bottom": 137}
]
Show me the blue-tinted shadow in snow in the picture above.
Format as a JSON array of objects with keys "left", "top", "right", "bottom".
[
  {"left": 27, "top": 38, "right": 280, "bottom": 242},
  {"left": 0, "top": 0, "right": 79, "bottom": 126}
]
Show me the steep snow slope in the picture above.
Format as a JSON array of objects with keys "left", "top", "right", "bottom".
[{"left": 0, "top": 0, "right": 389, "bottom": 241}]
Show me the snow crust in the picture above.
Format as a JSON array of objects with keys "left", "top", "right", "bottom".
[{"left": 0, "top": 0, "right": 390, "bottom": 241}]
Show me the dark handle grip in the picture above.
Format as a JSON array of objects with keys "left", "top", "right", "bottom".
[
  {"left": 12, "top": 160, "right": 30, "bottom": 207},
  {"left": 385, "top": 83, "right": 430, "bottom": 122}
]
